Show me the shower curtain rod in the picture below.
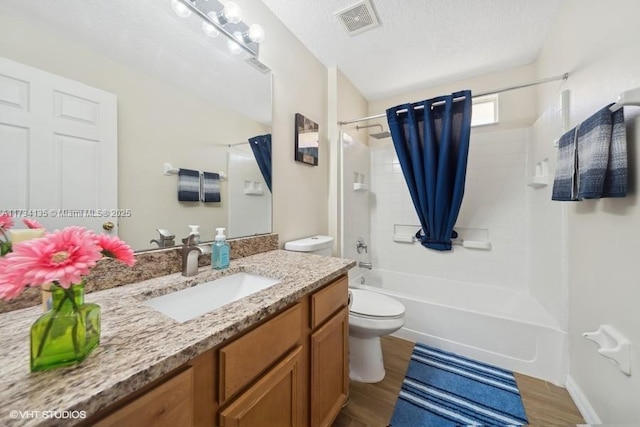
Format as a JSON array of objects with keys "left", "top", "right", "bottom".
[{"left": 338, "top": 72, "right": 569, "bottom": 126}]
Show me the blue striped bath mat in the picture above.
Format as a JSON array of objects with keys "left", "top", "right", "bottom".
[{"left": 390, "top": 343, "right": 528, "bottom": 426}]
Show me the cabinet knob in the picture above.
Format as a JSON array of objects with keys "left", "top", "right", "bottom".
[{"left": 103, "top": 221, "right": 115, "bottom": 231}]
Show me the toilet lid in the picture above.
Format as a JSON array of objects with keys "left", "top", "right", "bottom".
[{"left": 350, "top": 289, "right": 405, "bottom": 318}]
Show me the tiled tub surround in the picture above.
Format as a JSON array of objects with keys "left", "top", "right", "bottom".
[
  {"left": 0, "top": 250, "right": 355, "bottom": 427},
  {"left": 0, "top": 233, "right": 279, "bottom": 314}
]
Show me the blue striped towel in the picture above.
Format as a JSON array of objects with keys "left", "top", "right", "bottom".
[
  {"left": 178, "top": 168, "right": 200, "bottom": 202},
  {"left": 602, "top": 107, "right": 627, "bottom": 197},
  {"left": 551, "top": 128, "right": 578, "bottom": 201},
  {"left": 201, "top": 172, "right": 221, "bottom": 203},
  {"left": 552, "top": 105, "right": 627, "bottom": 201}
]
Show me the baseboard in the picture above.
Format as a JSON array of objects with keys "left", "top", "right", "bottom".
[{"left": 565, "top": 375, "right": 601, "bottom": 424}]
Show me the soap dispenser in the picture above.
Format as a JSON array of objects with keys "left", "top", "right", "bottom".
[
  {"left": 212, "top": 227, "right": 230, "bottom": 270},
  {"left": 188, "top": 225, "right": 201, "bottom": 244}
]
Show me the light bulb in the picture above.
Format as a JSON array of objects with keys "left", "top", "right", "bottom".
[
  {"left": 247, "top": 24, "right": 265, "bottom": 43},
  {"left": 222, "top": 2, "right": 242, "bottom": 24},
  {"left": 202, "top": 12, "right": 220, "bottom": 37},
  {"left": 171, "top": 0, "right": 192, "bottom": 18},
  {"left": 227, "top": 31, "right": 243, "bottom": 55}
]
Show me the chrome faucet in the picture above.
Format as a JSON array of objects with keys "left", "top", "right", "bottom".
[
  {"left": 356, "top": 237, "right": 368, "bottom": 254},
  {"left": 358, "top": 261, "right": 372, "bottom": 270},
  {"left": 181, "top": 234, "right": 204, "bottom": 277},
  {"left": 150, "top": 229, "right": 175, "bottom": 248}
]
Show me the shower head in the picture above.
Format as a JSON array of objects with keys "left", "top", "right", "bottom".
[
  {"left": 369, "top": 131, "right": 391, "bottom": 139},
  {"left": 355, "top": 124, "right": 391, "bottom": 139}
]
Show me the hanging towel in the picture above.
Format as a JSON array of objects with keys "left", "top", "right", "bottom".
[
  {"left": 178, "top": 168, "right": 200, "bottom": 202},
  {"left": 602, "top": 107, "right": 627, "bottom": 197},
  {"left": 551, "top": 128, "right": 578, "bottom": 201},
  {"left": 201, "top": 172, "right": 221, "bottom": 203},
  {"left": 552, "top": 104, "right": 628, "bottom": 201},
  {"left": 576, "top": 105, "right": 615, "bottom": 199}
]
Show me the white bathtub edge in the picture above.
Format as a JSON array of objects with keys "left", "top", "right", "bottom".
[{"left": 565, "top": 375, "right": 601, "bottom": 425}]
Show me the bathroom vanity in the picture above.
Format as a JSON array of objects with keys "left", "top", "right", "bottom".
[{"left": 0, "top": 250, "right": 354, "bottom": 427}]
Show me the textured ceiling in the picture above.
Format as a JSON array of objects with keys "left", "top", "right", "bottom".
[
  {"left": 2, "top": 0, "right": 272, "bottom": 125},
  {"left": 260, "top": 0, "right": 566, "bottom": 100}
]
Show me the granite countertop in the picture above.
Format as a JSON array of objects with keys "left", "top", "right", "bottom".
[{"left": 0, "top": 250, "right": 355, "bottom": 427}]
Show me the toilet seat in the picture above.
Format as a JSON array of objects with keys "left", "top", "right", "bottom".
[{"left": 349, "top": 289, "right": 405, "bottom": 319}]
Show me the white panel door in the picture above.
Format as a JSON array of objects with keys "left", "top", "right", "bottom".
[{"left": 0, "top": 56, "right": 117, "bottom": 235}]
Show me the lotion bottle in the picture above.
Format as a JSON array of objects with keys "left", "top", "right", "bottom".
[
  {"left": 188, "top": 225, "right": 201, "bottom": 244},
  {"left": 212, "top": 227, "right": 230, "bottom": 270}
]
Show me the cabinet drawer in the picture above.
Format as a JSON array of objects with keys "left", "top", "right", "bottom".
[
  {"left": 219, "top": 303, "right": 302, "bottom": 403},
  {"left": 94, "top": 368, "right": 193, "bottom": 427},
  {"left": 310, "top": 276, "right": 348, "bottom": 329}
]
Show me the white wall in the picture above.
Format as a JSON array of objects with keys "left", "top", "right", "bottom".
[
  {"left": 368, "top": 63, "right": 538, "bottom": 135},
  {"left": 536, "top": 0, "right": 640, "bottom": 422},
  {"left": 248, "top": 2, "right": 329, "bottom": 246}
]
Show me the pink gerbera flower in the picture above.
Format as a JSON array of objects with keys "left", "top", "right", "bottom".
[
  {"left": 0, "top": 257, "right": 25, "bottom": 300},
  {"left": 0, "top": 213, "right": 13, "bottom": 230},
  {"left": 23, "top": 218, "right": 46, "bottom": 230},
  {"left": 97, "top": 234, "right": 136, "bottom": 267},
  {"left": 0, "top": 226, "right": 102, "bottom": 289}
]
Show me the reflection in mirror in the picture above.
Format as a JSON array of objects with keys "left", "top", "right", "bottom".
[
  {"left": 0, "top": 0, "right": 272, "bottom": 252},
  {"left": 227, "top": 136, "right": 272, "bottom": 238}
]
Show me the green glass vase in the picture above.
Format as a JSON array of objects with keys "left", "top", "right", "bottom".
[{"left": 30, "top": 281, "right": 101, "bottom": 372}]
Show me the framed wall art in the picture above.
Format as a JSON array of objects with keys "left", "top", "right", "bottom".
[{"left": 294, "top": 113, "right": 319, "bottom": 166}]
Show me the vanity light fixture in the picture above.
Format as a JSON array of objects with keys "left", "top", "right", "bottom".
[
  {"left": 171, "top": 0, "right": 265, "bottom": 58},
  {"left": 171, "top": 0, "right": 193, "bottom": 18}
]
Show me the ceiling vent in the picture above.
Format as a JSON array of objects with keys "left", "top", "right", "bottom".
[{"left": 334, "top": 0, "right": 380, "bottom": 36}]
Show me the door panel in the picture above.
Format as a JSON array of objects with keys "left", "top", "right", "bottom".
[{"left": 0, "top": 56, "right": 117, "bottom": 235}]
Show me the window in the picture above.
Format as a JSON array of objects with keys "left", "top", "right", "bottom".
[{"left": 471, "top": 94, "right": 499, "bottom": 127}]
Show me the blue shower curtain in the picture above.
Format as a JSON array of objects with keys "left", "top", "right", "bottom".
[
  {"left": 248, "top": 134, "right": 272, "bottom": 192},
  {"left": 386, "top": 90, "right": 472, "bottom": 251}
]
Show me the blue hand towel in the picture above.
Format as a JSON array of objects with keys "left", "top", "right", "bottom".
[
  {"left": 202, "top": 172, "right": 221, "bottom": 203},
  {"left": 551, "top": 128, "right": 578, "bottom": 201},
  {"left": 602, "top": 107, "right": 627, "bottom": 197},
  {"left": 576, "top": 105, "right": 615, "bottom": 199},
  {"left": 178, "top": 168, "right": 200, "bottom": 202},
  {"left": 552, "top": 104, "right": 627, "bottom": 201}
]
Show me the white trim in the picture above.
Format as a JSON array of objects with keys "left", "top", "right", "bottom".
[{"left": 565, "top": 375, "right": 601, "bottom": 424}]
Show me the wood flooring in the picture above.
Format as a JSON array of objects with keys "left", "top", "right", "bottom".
[{"left": 333, "top": 336, "right": 585, "bottom": 427}]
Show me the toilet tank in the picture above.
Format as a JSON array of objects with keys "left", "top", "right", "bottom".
[{"left": 284, "top": 235, "right": 334, "bottom": 256}]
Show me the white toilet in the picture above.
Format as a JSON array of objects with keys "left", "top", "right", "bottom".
[
  {"left": 348, "top": 288, "right": 405, "bottom": 383},
  {"left": 284, "top": 235, "right": 407, "bottom": 383}
]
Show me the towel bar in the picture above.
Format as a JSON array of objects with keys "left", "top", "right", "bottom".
[
  {"left": 610, "top": 87, "right": 640, "bottom": 112},
  {"left": 163, "top": 162, "right": 227, "bottom": 180}
]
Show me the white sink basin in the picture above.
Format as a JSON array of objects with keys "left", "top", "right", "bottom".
[{"left": 143, "top": 272, "right": 280, "bottom": 323}]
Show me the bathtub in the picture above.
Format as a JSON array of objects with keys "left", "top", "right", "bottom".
[{"left": 349, "top": 269, "right": 568, "bottom": 385}]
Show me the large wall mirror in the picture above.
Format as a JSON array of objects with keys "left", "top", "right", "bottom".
[{"left": 0, "top": 0, "right": 272, "bottom": 252}]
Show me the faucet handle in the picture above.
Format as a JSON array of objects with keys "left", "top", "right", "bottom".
[
  {"left": 182, "top": 234, "right": 198, "bottom": 246},
  {"left": 356, "top": 237, "right": 368, "bottom": 254},
  {"left": 157, "top": 229, "right": 175, "bottom": 239}
]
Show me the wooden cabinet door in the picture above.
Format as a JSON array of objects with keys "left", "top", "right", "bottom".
[
  {"left": 94, "top": 368, "right": 193, "bottom": 427},
  {"left": 219, "top": 346, "right": 303, "bottom": 427},
  {"left": 310, "top": 307, "right": 349, "bottom": 427}
]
